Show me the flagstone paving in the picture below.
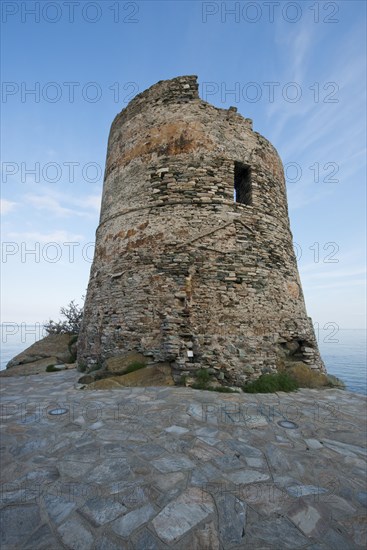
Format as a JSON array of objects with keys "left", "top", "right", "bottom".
[{"left": 0, "top": 370, "right": 366, "bottom": 549}]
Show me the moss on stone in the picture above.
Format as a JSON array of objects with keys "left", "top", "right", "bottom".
[
  {"left": 46, "top": 365, "right": 59, "bottom": 372},
  {"left": 123, "top": 362, "right": 147, "bottom": 375}
]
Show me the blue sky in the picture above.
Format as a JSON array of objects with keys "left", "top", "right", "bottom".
[{"left": 1, "top": 0, "right": 366, "bottom": 330}]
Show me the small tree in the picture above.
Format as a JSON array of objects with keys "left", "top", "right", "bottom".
[{"left": 44, "top": 299, "right": 84, "bottom": 335}]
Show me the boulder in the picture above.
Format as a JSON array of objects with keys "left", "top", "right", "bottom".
[
  {"left": 77, "top": 351, "right": 148, "bottom": 375},
  {"left": 104, "top": 352, "right": 148, "bottom": 373},
  {"left": 77, "top": 351, "right": 150, "bottom": 383},
  {"left": 85, "top": 363, "right": 174, "bottom": 390},
  {"left": 326, "top": 374, "right": 345, "bottom": 389},
  {"left": 0, "top": 357, "right": 58, "bottom": 377},
  {"left": 5, "top": 334, "right": 76, "bottom": 372},
  {"left": 0, "top": 358, "right": 76, "bottom": 377}
]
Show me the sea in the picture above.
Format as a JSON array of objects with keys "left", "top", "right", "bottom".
[{"left": 0, "top": 325, "right": 366, "bottom": 395}]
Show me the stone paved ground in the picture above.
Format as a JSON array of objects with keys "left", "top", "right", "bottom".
[{"left": 0, "top": 370, "right": 366, "bottom": 549}]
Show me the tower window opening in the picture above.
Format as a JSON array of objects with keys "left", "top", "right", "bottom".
[{"left": 234, "top": 162, "right": 252, "bottom": 205}]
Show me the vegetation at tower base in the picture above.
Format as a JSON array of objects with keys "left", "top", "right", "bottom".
[
  {"left": 77, "top": 75, "right": 326, "bottom": 388},
  {"left": 44, "top": 299, "right": 84, "bottom": 337}
]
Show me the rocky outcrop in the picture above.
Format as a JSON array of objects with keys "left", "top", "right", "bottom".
[
  {"left": 83, "top": 363, "right": 174, "bottom": 390},
  {"left": 77, "top": 351, "right": 174, "bottom": 388},
  {"left": 77, "top": 351, "right": 148, "bottom": 383},
  {"left": 3, "top": 334, "right": 77, "bottom": 376}
]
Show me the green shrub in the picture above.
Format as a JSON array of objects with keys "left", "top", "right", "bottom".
[
  {"left": 242, "top": 373, "right": 299, "bottom": 393},
  {"left": 190, "top": 368, "right": 211, "bottom": 390},
  {"left": 69, "top": 334, "right": 78, "bottom": 346},
  {"left": 46, "top": 365, "right": 58, "bottom": 372},
  {"left": 191, "top": 382, "right": 208, "bottom": 390},
  {"left": 197, "top": 369, "right": 210, "bottom": 382},
  {"left": 123, "top": 361, "right": 147, "bottom": 375},
  {"left": 177, "top": 375, "right": 187, "bottom": 386},
  {"left": 191, "top": 384, "right": 238, "bottom": 393},
  {"left": 78, "top": 362, "right": 87, "bottom": 373},
  {"left": 68, "top": 334, "right": 78, "bottom": 361}
]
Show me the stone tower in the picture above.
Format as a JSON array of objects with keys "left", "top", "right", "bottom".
[{"left": 78, "top": 75, "right": 325, "bottom": 385}]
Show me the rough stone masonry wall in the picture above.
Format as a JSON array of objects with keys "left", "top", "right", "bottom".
[{"left": 78, "top": 75, "right": 325, "bottom": 386}]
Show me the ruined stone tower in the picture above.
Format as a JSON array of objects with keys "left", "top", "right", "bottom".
[{"left": 78, "top": 75, "right": 325, "bottom": 385}]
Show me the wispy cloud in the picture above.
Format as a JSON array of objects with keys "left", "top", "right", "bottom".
[
  {"left": 7, "top": 230, "right": 85, "bottom": 243},
  {"left": 267, "top": 18, "right": 366, "bottom": 198},
  {"left": 82, "top": 194, "right": 101, "bottom": 211},
  {"left": 279, "top": 44, "right": 365, "bottom": 210},
  {"left": 24, "top": 190, "right": 101, "bottom": 218},
  {"left": 291, "top": 27, "right": 314, "bottom": 83},
  {"left": 26, "top": 195, "right": 80, "bottom": 217},
  {"left": 0, "top": 199, "right": 17, "bottom": 215}
]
